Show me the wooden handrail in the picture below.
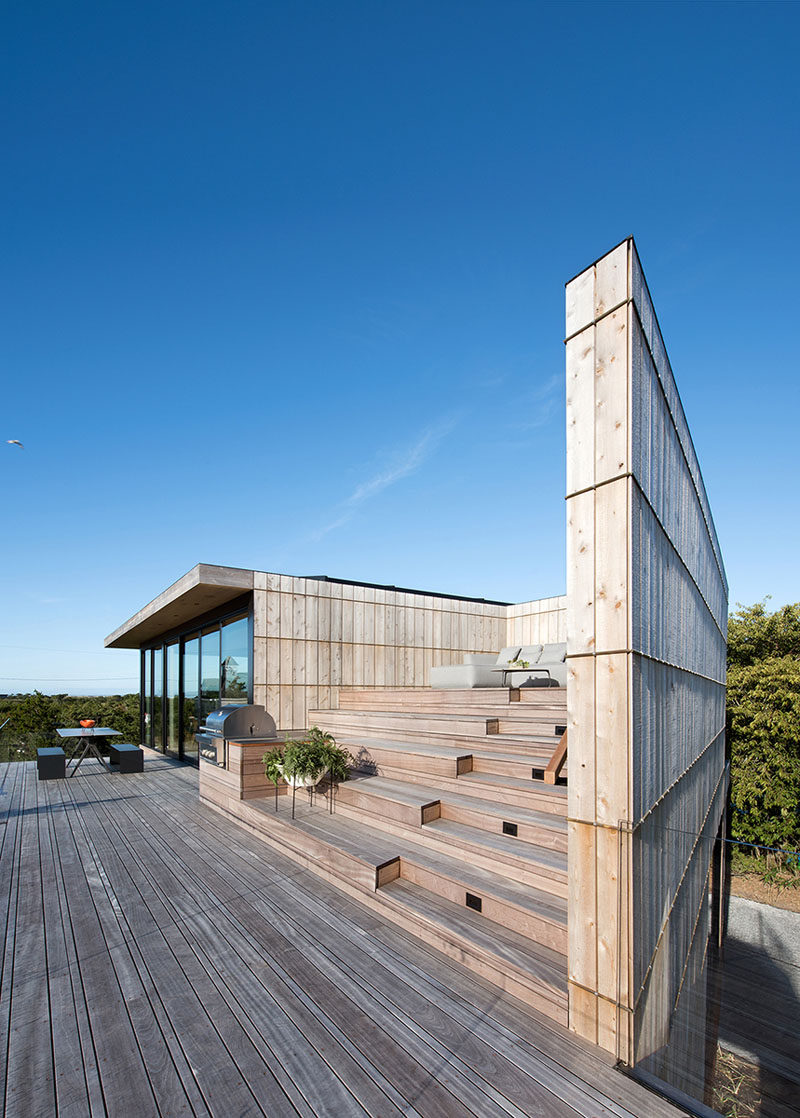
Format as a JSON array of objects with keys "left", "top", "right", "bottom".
[{"left": 544, "top": 729, "right": 567, "bottom": 785}]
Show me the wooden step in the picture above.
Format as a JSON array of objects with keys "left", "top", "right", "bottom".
[
  {"left": 249, "top": 797, "right": 568, "bottom": 950},
  {"left": 284, "top": 809, "right": 567, "bottom": 953},
  {"left": 337, "top": 686, "right": 567, "bottom": 711},
  {"left": 337, "top": 687, "right": 524, "bottom": 710},
  {"left": 441, "top": 734, "right": 559, "bottom": 756},
  {"left": 336, "top": 775, "right": 441, "bottom": 827},
  {"left": 453, "top": 771, "right": 568, "bottom": 815},
  {"left": 377, "top": 878, "right": 567, "bottom": 1024},
  {"left": 352, "top": 725, "right": 558, "bottom": 753},
  {"left": 346, "top": 737, "right": 473, "bottom": 778},
  {"left": 470, "top": 749, "right": 556, "bottom": 781},
  {"left": 420, "top": 819, "right": 566, "bottom": 896},
  {"left": 332, "top": 702, "right": 565, "bottom": 728},
  {"left": 342, "top": 761, "right": 566, "bottom": 816},
  {"left": 518, "top": 687, "right": 567, "bottom": 704},
  {"left": 314, "top": 715, "right": 560, "bottom": 756},
  {"left": 332, "top": 777, "right": 566, "bottom": 896},
  {"left": 492, "top": 716, "right": 568, "bottom": 737},
  {"left": 342, "top": 735, "right": 564, "bottom": 788},
  {"left": 437, "top": 792, "right": 567, "bottom": 853},
  {"left": 245, "top": 798, "right": 401, "bottom": 889},
  {"left": 311, "top": 708, "right": 500, "bottom": 739},
  {"left": 216, "top": 794, "right": 567, "bottom": 1026},
  {"left": 329, "top": 798, "right": 567, "bottom": 898},
  {"left": 396, "top": 849, "right": 566, "bottom": 952}
]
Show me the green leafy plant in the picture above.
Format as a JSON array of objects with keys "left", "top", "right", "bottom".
[
  {"left": 727, "top": 601, "right": 800, "bottom": 864},
  {"left": 728, "top": 599, "right": 800, "bottom": 667},
  {"left": 0, "top": 691, "right": 142, "bottom": 761},
  {"left": 262, "top": 726, "right": 350, "bottom": 788},
  {"left": 507, "top": 659, "right": 531, "bottom": 669}
]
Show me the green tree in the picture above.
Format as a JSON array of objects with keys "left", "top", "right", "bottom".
[
  {"left": 728, "top": 657, "right": 800, "bottom": 850},
  {"left": 0, "top": 692, "right": 141, "bottom": 761},
  {"left": 728, "top": 599, "right": 800, "bottom": 667},
  {"left": 11, "top": 690, "right": 60, "bottom": 739},
  {"left": 727, "top": 601, "right": 800, "bottom": 854}
]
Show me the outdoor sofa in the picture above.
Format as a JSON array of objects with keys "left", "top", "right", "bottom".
[{"left": 429, "top": 643, "right": 567, "bottom": 689}]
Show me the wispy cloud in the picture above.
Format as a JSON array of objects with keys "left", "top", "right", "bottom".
[
  {"left": 311, "top": 415, "right": 460, "bottom": 541},
  {"left": 509, "top": 374, "right": 562, "bottom": 431}
]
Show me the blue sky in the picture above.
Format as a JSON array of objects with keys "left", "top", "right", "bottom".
[{"left": 2, "top": 0, "right": 798, "bottom": 694}]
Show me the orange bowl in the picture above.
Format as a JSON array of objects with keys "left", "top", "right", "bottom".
[{"left": 79, "top": 719, "right": 96, "bottom": 728}]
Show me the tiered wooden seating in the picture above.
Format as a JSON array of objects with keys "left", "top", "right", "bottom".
[{"left": 215, "top": 684, "right": 570, "bottom": 1024}]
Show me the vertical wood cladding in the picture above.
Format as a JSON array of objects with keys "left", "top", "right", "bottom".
[
  {"left": 565, "top": 240, "right": 728, "bottom": 1081},
  {"left": 252, "top": 579, "right": 565, "bottom": 733}
]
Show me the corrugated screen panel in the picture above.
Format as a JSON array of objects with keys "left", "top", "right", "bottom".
[
  {"left": 634, "top": 773, "right": 725, "bottom": 1096},
  {"left": 631, "top": 318, "right": 728, "bottom": 635},
  {"left": 630, "top": 492, "right": 726, "bottom": 682},
  {"left": 565, "top": 242, "right": 728, "bottom": 1095},
  {"left": 633, "top": 659, "right": 726, "bottom": 821},
  {"left": 631, "top": 248, "right": 726, "bottom": 593},
  {"left": 633, "top": 737, "right": 726, "bottom": 993},
  {"left": 628, "top": 242, "right": 728, "bottom": 1100}
]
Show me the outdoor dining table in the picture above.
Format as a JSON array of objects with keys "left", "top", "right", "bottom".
[{"left": 56, "top": 727, "right": 121, "bottom": 776}]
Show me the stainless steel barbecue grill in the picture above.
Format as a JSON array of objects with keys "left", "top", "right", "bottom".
[{"left": 195, "top": 704, "right": 277, "bottom": 768}]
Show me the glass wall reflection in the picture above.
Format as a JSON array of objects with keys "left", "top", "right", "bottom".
[
  {"left": 221, "top": 616, "right": 249, "bottom": 705},
  {"left": 153, "top": 649, "right": 163, "bottom": 752},
  {"left": 182, "top": 637, "right": 199, "bottom": 762},
  {"left": 143, "top": 648, "right": 153, "bottom": 748},
  {"left": 141, "top": 611, "right": 250, "bottom": 766},
  {"left": 200, "top": 628, "right": 221, "bottom": 722},
  {"left": 166, "top": 642, "right": 180, "bottom": 756}
]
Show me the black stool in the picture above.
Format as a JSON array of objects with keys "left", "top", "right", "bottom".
[{"left": 37, "top": 747, "right": 66, "bottom": 780}]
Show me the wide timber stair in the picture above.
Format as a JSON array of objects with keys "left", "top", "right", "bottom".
[{"left": 224, "top": 685, "right": 570, "bottom": 1025}]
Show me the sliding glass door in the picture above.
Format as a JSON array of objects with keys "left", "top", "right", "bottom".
[
  {"left": 165, "top": 641, "right": 180, "bottom": 757},
  {"left": 140, "top": 608, "right": 252, "bottom": 766},
  {"left": 182, "top": 637, "right": 199, "bottom": 763}
]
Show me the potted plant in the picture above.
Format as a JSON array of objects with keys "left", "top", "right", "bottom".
[
  {"left": 507, "top": 658, "right": 531, "bottom": 669},
  {"left": 262, "top": 726, "right": 350, "bottom": 790}
]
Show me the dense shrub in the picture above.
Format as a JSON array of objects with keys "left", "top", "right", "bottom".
[
  {"left": 0, "top": 692, "right": 140, "bottom": 761},
  {"left": 727, "top": 655, "right": 800, "bottom": 851},
  {"left": 727, "top": 601, "right": 800, "bottom": 861}
]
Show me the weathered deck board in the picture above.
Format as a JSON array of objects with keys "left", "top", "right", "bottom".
[
  {"left": 0, "top": 758, "right": 688, "bottom": 1118},
  {"left": 5, "top": 767, "right": 56, "bottom": 1117}
]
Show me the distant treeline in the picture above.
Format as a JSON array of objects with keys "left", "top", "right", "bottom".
[{"left": 0, "top": 692, "right": 140, "bottom": 762}]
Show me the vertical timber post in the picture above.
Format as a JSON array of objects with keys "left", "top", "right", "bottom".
[
  {"left": 565, "top": 239, "right": 728, "bottom": 1084},
  {"left": 565, "top": 239, "right": 633, "bottom": 1056}
]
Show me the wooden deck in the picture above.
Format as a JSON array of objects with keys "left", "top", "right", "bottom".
[{"left": 0, "top": 755, "right": 686, "bottom": 1118}]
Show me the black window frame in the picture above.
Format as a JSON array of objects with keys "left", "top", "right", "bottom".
[{"left": 139, "top": 593, "right": 253, "bottom": 765}]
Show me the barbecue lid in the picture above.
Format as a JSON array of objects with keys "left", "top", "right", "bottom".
[{"left": 202, "top": 704, "right": 277, "bottom": 740}]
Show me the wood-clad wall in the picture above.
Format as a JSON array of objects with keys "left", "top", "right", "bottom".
[
  {"left": 252, "top": 576, "right": 510, "bottom": 732},
  {"left": 565, "top": 239, "right": 728, "bottom": 1082},
  {"left": 251, "top": 578, "right": 566, "bottom": 732},
  {"left": 505, "top": 596, "right": 567, "bottom": 646}
]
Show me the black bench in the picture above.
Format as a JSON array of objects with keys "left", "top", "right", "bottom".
[
  {"left": 37, "top": 747, "right": 66, "bottom": 780},
  {"left": 108, "top": 743, "right": 144, "bottom": 774}
]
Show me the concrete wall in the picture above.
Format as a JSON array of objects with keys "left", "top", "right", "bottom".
[{"left": 565, "top": 239, "right": 728, "bottom": 1076}]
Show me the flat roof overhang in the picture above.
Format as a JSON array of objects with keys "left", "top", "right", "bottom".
[{"left": 104, "top": 564, "right": 254, "bottom": 649}]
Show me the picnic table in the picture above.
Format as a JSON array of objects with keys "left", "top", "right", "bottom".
[{"left": 56, "top": 727, "right": 121, "bottom": 776}]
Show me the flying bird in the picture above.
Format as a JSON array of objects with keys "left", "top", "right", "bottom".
[{"left": 6, "top": 440, "right": 23, "bottom": 448}]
